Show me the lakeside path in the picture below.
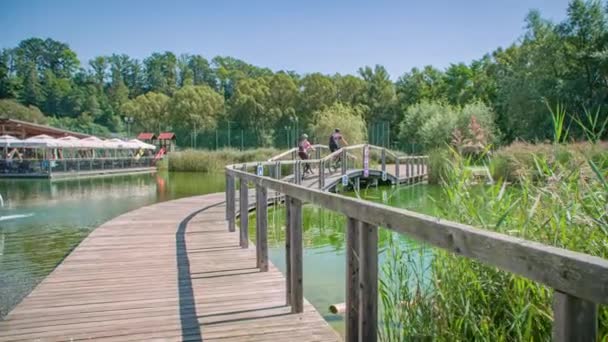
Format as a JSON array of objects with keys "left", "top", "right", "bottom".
[{"left": 0, "top": 194, "right": 340, "bottom": 341}]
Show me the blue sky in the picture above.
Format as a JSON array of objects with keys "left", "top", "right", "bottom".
[{"left": 1, "top": 0, "right": 572, "bottom": 77}]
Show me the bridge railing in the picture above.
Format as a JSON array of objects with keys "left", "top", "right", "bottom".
[
  {"left": 260, "top": 144, "right": 429, "bottom": 189},
  {"left": 225, "top": 149, "right": 607, "bottom": 342}
]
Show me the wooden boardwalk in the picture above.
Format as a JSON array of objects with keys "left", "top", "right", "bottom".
[{"left": 0, "top": 194, "right": 340, "bottom": 341}]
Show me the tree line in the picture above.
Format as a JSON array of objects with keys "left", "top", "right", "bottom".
[{"left": 1, "top": 0, "right": 607, "bottom": 149}]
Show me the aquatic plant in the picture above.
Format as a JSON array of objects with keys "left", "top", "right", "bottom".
[{"left": 379, "top": 116, "right": 608, "bottom": 340}]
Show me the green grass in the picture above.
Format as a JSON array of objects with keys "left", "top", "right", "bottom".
[{"left": 165, "top": 148, "right": 279, "bottom": 172}]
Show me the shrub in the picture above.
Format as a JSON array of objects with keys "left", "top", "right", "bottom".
[
  {"left": 398, "top": 101, "right": 498, "bottom": 151},
  {"left": 489, "top": 141, "right": 608, "bottom": 182}
]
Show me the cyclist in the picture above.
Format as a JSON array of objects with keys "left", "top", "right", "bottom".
[
  {"left": 328, "top": 128, "right": 348, "bottom": 170},
  {"left": 298, "top": 133, "right": 315, "bottom": 178}
]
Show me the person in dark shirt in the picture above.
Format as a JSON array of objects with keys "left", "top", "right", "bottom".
[{"left": 328, "top": 128, "right": 348, "bottom": 153}]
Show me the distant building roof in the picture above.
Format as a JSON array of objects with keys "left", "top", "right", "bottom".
[
  {"left": 158, "top": 132, "right": 176, "bottom": 140},
  {"left": 137, "top": 132, "right": 156, "bottom": 140},
  {"left": 0, "top": 118, "right": 90, "bottom": 139}
]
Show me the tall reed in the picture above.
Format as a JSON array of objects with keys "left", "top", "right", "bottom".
[{"left": 379, "top": 142, "right": 608, "bottom": 340}]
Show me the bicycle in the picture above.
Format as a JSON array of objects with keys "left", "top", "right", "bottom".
[{"left": 328, "top": 152, "right": 342, "bottom": 174}]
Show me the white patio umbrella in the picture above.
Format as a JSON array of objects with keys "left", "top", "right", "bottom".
[
  {"left": 106, "top": 138, "right": 127, "bottom": 149},
  {"left": 80, "top": 136, "right": 107, "bottom": 149},
  {"left": 0, "top": 135, "right": 20, "bottom": 148},
  {"left": 128, "top": 139, "right": 156, "bottom": 150},
  {"left": 22, "top": 135, "right": 61, "bottom": 148},
  {"left": 57, "top": 136, "right": 88, "bottom": 149}
]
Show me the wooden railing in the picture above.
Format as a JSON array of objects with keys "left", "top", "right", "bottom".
[
  {"left": 225, "top": 151, "right": 608, "bottom": 342},
  {"left": 252, "top": 144, "right": 428, "bottom": 189}
]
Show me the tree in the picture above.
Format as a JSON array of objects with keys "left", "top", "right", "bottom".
[
  {"left": 358, "top": 65, "right": 396, "bottom": 123},
  {"left": 334, "top": 74, "right": 366, "bottom": 106},
  {"left": 169, "top": 85, "right": 224, "bottom": 133},
  {"left": 310, "top": 103, "right": 367, "bottom": 144},
  {"left": 0, "top": 99, "right": 47, "bottom": 123},
  {"left": 298, "top": 73, "right": 337, "bottom": 121},
  {"left": 230, "top": 77, "right": 277, "bottom": 145},
  {"left": 144, "top": 52, "right": 178, "bottom": 95},
  {"left": 396, "top": 66, "right": 446, "bottom": 109},
  {"left": 121, "top": 91, "right": 170, "bottom": 132}
]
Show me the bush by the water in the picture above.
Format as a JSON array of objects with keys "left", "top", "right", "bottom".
[
  {"left": 489, "top": 141, "right": 608, "bottom": 182},
  {"left": 166, "top": 148, "right": 279, "bottom": 172}
]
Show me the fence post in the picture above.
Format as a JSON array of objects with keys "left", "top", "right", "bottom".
[
  {"left": 225, "top": 173, "right": 236, "bottom": 232},
  {"left": 288, "top": 196, "right": 304, "bottom": 313},
  {"left": 341, "top": 148, "right": 347, "bottom": 175},
  {"left": 256, "top": 184, "right": 268, "bottom": 272},
  {"left": 294, "top": 161, "right": 301, "bottom": 185},
  {"left": 346, "top": 217, "right": 360, "bottom": 342},
  {"left": 381, "top": 148, "right": 386, "bottom": 173},
  {"left": 318, "top": 160, "right": 325, "bottom": 189},
  {"left": 276, "top": 161, "right": 282, "bottom": 179},
  {"left": 552, "top": 291, "right": 597, "bottom": 342},
  {"left": 239, "top": 177, "right": 249, "bottom": 248},
  {"left": 285, "top": 195, "right": 292, "bottom": 305},
  {"left": 359, "top": 222, "right": 378, "bottom": 342},
  {"left": 315, "top": 148, "right": 320, "bottom": 160}
]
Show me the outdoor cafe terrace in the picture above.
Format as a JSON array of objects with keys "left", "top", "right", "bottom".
[{"left": 0, "top": 134, "right": 158, "bottom": 179}]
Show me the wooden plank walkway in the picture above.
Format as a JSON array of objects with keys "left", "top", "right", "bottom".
[{"left": 0, "top": 194, "right": 340, "bottom": 342}]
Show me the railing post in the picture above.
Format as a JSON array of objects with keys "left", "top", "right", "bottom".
[
  {"left": 239, "top": 177, "right": 249, "bottom": 248},
  {"left": 359, "top": 222, "right": 378, "bottom": 342},
  {"left": 341, "top": 148, "right": 347, "bottom": 175},
  {"left": 315, "top": 148, "right": 320, "bottom": 160},
  {"left": 285, "top": 195, "right": 292, "bottom": 305},
  {"left": 255, "top": 184, "right": 268, "bottom": 272},
  {"left": 276, "top": 161, "right": 282, "bottom": 179},
  {"left": 318, "top": 160, "right": 325, "bottom": 189},
  {"left": 226, "top": 173, "right": 236, "bottom": 232},
  {"left": 294, "top": 161, "right": 301, "bottom": 185},
  {"left": 288, "top": 196, "right": 303, "bottom": 313},
  {"left": 346, "top": 217, "right": 360, "bottom": 342},
  {"left": 552, "top": 291, "right": 597, "bottom": 342},
  {"left": 381, "top": 148, "right": 386, "bottom": 173},
  {"left": 417, "top": 157, "right": 421, "bottom": 177}
]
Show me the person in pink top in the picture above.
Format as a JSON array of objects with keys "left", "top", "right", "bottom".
[{"left": 298, "top": 133, "right": 315, "bottom": 178}]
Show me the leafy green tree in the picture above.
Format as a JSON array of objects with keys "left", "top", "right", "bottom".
[
  {"left": 169, "top": 85, "right": 224, "bottom": 133},
  {"left": 0, "top": 99, "right": 47, "bottom": 123},
  {"left": 358, "top": 65, "right": 396, "bottom": 123},
  {"left": 298, "top": 73, "right": 337, "bottom": 121},
  {"left": 334, "top": 74, "right": 366, "bottom": 106},
  {"left": 395, "top": 66, "right": 446, "bottom": 109},
  {"left": 121, "top": 91, "right": 170, "bottom": 132},
  {"left": 144, "top": 52, "right": 178, "bottom": 95}
]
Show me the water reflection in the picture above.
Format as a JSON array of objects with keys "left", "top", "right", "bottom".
[
  {"left": 0, "top": 172, "right": 225, "bottom": 319},
  {"left": 249, "top": 183, "right": 443, "bottom": 334}
]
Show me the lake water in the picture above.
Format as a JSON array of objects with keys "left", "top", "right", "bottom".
[
  {"left": 0, "top": 172, "right": 442, "bottom": 335},
  {"left": 0, "top": 172, "right": 225, "bottom": 318}
]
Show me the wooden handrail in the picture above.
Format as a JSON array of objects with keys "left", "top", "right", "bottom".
[{"left": 225, "top": 163, "right": 606, "bottom": 341}]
